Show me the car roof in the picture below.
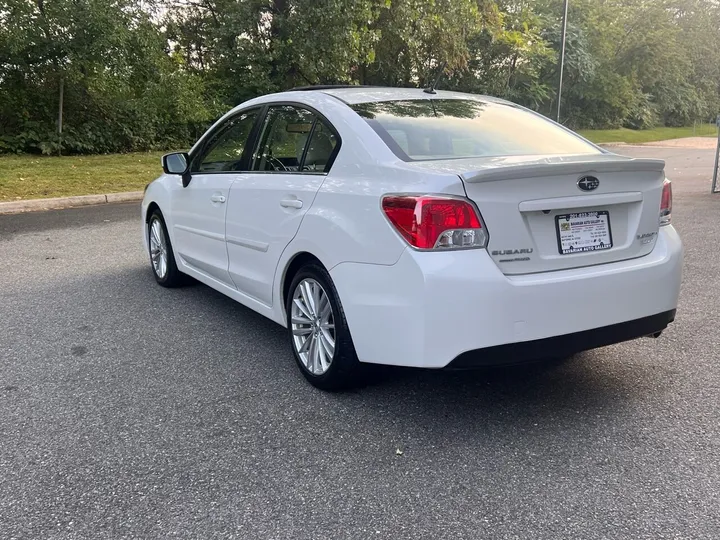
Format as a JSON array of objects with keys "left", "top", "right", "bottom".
[{"left": 280, "top": 86, "right": 509, "bottom": 106}]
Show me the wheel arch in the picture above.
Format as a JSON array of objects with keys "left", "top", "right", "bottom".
[
  {"left": 145, "top": 201, "right": 161, "bottom": 222},
  {"left": 280, "top": 251, "right": 326, "bottom": 317}
]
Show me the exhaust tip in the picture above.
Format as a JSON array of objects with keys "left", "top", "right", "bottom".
[{"left": 645, "top": 331, "right": 663, "bottom": 339}]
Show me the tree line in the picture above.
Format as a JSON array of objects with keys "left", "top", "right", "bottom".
[{"left": 1, "top": 0, "right": 719, "bottom": 155}]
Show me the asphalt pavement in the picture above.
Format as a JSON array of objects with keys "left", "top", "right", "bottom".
[{"left": 1, "top": 147, "right": 719, "bottom": 539}]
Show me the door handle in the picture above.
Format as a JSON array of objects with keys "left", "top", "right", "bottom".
[
  {"left": 210, "top": 194, "right": 226, "bottom": 203},
  {"left": 280, "top": 198, "right": 303, "bottom": 209}
]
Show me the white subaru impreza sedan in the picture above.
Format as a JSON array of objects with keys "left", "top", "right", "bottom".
[{"left": 142, "top": 86, "right": 683, "bottom": 390}]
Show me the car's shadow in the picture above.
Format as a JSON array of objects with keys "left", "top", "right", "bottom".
[
  {"left": 174, "top": 271, "right": 645, "bottom": 386},
  {"left": 54, "top": 264, "right": 662, "bottom": 445}
]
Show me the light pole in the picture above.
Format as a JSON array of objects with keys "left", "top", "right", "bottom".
[
  {"left": 712, "top": 115, "right": 720, "bottom": 193},
  {"left": 556, "top": 0, "right": 569, "bottom": 123}
]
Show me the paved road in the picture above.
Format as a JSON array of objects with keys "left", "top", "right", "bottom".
[{"left": 1, "top": 149, "right": 719, "bottom": 539}]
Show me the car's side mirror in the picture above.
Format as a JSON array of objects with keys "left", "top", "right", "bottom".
[{"left": 162, "top": 152, "right": 192, "bottom": 187}]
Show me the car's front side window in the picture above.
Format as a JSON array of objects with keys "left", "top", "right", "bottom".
[
  {"left": 251, "top": 105, "right": 337, "bottom": 173},
  {"left": 194, "top": 109, "right": 259, "bottom": 172}
]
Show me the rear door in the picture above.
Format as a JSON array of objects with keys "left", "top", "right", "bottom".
[
  {"left": 225, "top": 104, "right": 339, "bottom": 306},
  {"left": 170, "top": 109, "right": 260, "bottom": 286}
]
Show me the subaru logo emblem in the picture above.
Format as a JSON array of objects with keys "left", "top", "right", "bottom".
[{"left": 577, "top": 176, "right": 600, "bottom": 192}]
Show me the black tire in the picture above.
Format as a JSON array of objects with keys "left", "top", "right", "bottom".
[
  {"left": 286, "top": 263, "right": 362, "bottom": 391},
  {"left": 147, "top": 209, "right": 184, "bottom": 288}
]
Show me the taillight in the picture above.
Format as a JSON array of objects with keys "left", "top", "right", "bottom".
[
  {"left": 660, "top": 179, "right": 672, "bottom": 225},
  {"left": 381, "top": 195, "right": 488, "bottom": 250}
]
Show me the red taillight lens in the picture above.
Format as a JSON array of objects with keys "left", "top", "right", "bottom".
[
  {"left": 381, "top": 195, "right": 488, "bottom": 250},
  {"left": 660, "top": 179, "right": 672, "bottom": 225}
]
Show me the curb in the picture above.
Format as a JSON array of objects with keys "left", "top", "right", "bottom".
[{"left": 0, "top": 191, "right": 144, "bottom": 215}]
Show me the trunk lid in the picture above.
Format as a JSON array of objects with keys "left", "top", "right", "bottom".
[{"left": 407, "top": 153, "right": 666, "bottom": 275}]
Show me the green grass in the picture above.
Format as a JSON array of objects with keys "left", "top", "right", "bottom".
[
  {"left": 0, "top": 151, "right": 165, "bottom": 202},
  {"left": 0, "top": 123, "right": 718, "bottom": 201},
  {"left": 579, "top": 124, "right": 718, "bottom": 144}
]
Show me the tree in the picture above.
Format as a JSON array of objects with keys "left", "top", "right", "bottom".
[
  {"left": 2, "top": 0, "right": 720, "bottom": 155},
  {"left": 0, "top": 0, "right": 214, "bottom": 154},
  {"left": 447, "top": 1, "right": 555, "bottom": 108}
]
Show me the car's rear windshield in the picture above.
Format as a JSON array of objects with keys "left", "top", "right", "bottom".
[{"left": 351, "top": 99, "right": 600, "bottom": 161}]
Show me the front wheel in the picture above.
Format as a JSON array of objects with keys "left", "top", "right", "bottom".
[
  {"left": 286, "top": 264, "right": 361, "bottom": 390},
  {"left": 148, "top": 210, "right": 184, "bottom": 287}
]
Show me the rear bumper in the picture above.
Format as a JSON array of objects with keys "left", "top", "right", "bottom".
[
  {"left": 330, "top": 225, "right": 683, "bottom": 369},
  {"left": 447, "top": 309, "right": 675, "bottom": 368}
]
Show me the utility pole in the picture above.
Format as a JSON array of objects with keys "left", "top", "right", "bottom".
[
  {"left": 58, "top": 77, "right": 64, "bottom": 156},
  {"left": 556, "top": 0, "right": 569, "bottom": 123}
]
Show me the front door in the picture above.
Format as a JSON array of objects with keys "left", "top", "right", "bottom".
[
  {"left": 225, "top": 104, "right": 339, "bottom": 306},
  {"left": 170, "top": 108, "right": 260, "bottom": 287}
]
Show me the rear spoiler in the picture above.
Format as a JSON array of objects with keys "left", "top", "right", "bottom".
[{"left": 462, "top": 158, "right": 666, "bottom": 183}]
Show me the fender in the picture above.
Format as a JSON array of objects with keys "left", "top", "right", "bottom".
[{"left": 141, "top": 175, "right": 176, "bottom": 250}]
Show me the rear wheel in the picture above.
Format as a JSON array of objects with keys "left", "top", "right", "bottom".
[
  {"left": 148, "top": 210, "right": 183, "bottom": 287},
  {"left": 286, "top": 264, "right": 361, "bottom": 390}
]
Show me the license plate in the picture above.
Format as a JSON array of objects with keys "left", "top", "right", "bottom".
[{"left": 555, "top": 211, "right": 613, "bottom": 255}]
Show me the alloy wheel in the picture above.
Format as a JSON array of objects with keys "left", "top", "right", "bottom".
[
  {"left": 149, "top": 219, "right": 168, "bottom": 279},
  {"left": 290, "top": 278, "right": 336, "bottom": 375}
]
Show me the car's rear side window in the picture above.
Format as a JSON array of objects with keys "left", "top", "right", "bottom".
[
  {"left": 351, "top": 99, "right": 600, "bottom": 161},
  {"left": 251, "top": 105, "right": 339, "bottom": 173}
]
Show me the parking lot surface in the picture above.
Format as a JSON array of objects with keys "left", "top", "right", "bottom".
[{"left": 1, "top": 147, "right": 719, "bottom": 539}]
